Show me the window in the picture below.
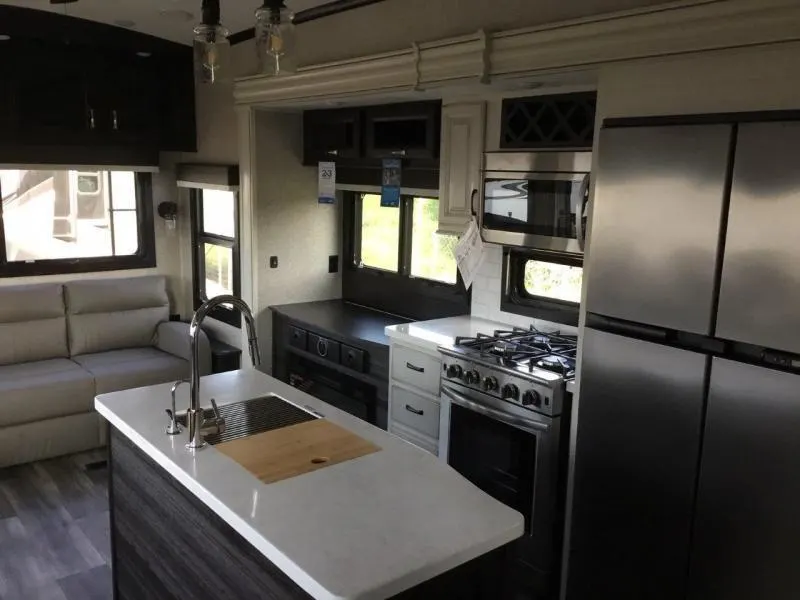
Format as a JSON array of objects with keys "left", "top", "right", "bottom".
[
  {"left": 410, "top": 197, "right": 458, "bottom": 285},
  {"left": 354, "top": 193, "right": 457, "bottom": 284},
  {"left": 344, "top": 191, "right": 468, "bottom": 320},
  {"left": 191, "top": 188, "right": 240, "bottom": 327},
  {"left": 0, "top": 169, "right": 155, "bottom": 276},
  {"left": 502, "top": 249, "right": 582, "bottom": 326}
]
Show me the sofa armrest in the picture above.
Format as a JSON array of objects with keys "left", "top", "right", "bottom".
[{"left": 156, "top": 322, "right": 212, "bottom": 376}]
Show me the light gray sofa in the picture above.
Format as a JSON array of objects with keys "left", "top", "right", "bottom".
[{"left": 0, "top": 275, "right": 211, "bottom": 468}]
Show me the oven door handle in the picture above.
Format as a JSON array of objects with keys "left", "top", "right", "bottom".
[{"left": 441, "top": 387, "right": 550, "bottom": 434}]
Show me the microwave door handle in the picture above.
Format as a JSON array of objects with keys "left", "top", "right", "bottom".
[
  {"left": 441, "top": 387, "right": 549, "bottom": 434},
  {"left": 471, "top": 188, "right": 479, "bottom": 218},
  {"left": 576, "top": 173, "right": 590, "bottom": 251}
]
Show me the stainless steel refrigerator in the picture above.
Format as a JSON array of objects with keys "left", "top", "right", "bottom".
[{"left": 567, "top": 121, "right": 800, "bottom": 600}]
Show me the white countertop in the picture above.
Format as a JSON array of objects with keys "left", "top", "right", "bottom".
[
  {"left": 95, "top": 370, "right": 523, "bottom": 600},
  {"left": 385, "top": 315, "right": 519, "bottom": 353}
]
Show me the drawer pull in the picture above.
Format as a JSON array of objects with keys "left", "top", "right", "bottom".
[
  {"left": 317, "top": 339, "right": 328, "bottom": 357},
  {"left": 405, "top": 404, "right": 424, "bottom": 416},
  {"left": 406, "top": 362, "right": 425, "bottom": 373}
]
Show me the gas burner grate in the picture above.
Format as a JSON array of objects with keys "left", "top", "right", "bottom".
[{"left": 454, "top": 326, "right": 578, "bottom": 374}]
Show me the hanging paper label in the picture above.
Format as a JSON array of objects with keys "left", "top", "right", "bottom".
[
  {"left": 318, "top": 162, "right": 336, "bottom": 204},
  {"left": 455, "top": 218, "right": 486, "bottom": 290},
  {"left": 381, "top": 158, "right": 402, "bottom": 207}
]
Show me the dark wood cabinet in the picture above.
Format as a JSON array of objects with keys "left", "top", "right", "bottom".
[
  {"left": 0, "top": 18, "right": 196, "bottom": 159},
  {"left": 12, "top": 43, "right": 90, "bottom": 145},
  {"left": 500, "top": 92, "right": 596, "bottom": 149},
  {"left": 303, "top": 108, "right": 361, "bottom": 164},
  {"left": 302, "top": 101, "right": 441, "bottom": 167},
  {"left": 365, "top": 101, "right": 440, "bottom": 160}
]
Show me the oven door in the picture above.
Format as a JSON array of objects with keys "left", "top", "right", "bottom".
[
  {"left": 481, "top": 170, "right": 589, "bottom": 254},
  {"left": 442, "top": 385, "right": 560, "bottom": 598}
]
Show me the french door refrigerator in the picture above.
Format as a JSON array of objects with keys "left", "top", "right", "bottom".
[{"left": 566, "top": 121, "right": 800, "bottom": 600}]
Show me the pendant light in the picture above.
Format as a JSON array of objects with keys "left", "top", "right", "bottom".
[
  {"left": 255, "top": 0, "right": 296, "bottom": 77},
  {"left": 194, "top": 0, "right": 230, "bottom": 85}
]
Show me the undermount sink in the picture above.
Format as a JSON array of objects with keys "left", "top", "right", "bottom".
[{"left": 176, "top": 394, "right": 319, "bottom": 446}]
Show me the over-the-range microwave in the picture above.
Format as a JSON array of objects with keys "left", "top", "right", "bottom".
[{"left": 480, "top": 151, "right": 592, "bottom": 255}]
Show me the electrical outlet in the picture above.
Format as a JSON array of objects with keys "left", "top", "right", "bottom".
[
  {"left": 328, "top": 255, "right": 339, "bottom": 273},
  {"left": 270, "top": 256, "right": 278, "bottom": 269}
]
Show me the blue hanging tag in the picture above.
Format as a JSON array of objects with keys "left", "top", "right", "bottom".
[{"left": 381, "top": 158, "right": 402, "bottom": 207}]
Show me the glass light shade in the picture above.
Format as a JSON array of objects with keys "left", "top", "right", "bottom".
[
  {"left": 255, "top": 4, "right": 296, "bottom": 77},
  {"left": 193, "top": 23, "right": 231, "bottom": 85}
]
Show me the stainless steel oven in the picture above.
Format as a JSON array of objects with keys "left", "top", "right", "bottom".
[
  {"left": 481, "top": 151, "right": 591, "bottom": 254},
  {"left": 440, "top": 380, "right": 564, "bottom": 599}
]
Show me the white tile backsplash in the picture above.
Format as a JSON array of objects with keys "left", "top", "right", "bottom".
[{"left": 470, "top": 245, "right": 578, "bottom": 335}]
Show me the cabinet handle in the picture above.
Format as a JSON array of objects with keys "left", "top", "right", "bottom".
[
  {"left": 112, "top": 110, "right": 119, "bottom": 131},
  {"left": 327, "top": 149, "right": 339, "bottom": 156},
  {"left": 405, "top": 404, "right": 424, "bottom": 416},
  {"left": 406, "top": 362, "right": 424, "bottom": 373},
  {"left": 88, "top": 108, "right": 96, "bottom": 130},
  {"left": 391, "top": 149, "right": 407, "bottom": 157},
  {"left": 317, "top": 339, "right": 328, "bottom": 357}
]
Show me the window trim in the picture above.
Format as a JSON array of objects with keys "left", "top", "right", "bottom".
[
  {"left": 343, "top": 191, "right": 470, "bottom": 320},
  {"left": 500, "top": 248, "right": 581, "bottom": 327},
  {"left": 0, "top": 171, "right": 156, "bottom": 278},
  {"left": 190, "top": 188, "right": 241, "bottom": 328}
]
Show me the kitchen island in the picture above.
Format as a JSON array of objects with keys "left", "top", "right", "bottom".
[{"left": 95, "top": 369, "right": 523, "bottom": 600}]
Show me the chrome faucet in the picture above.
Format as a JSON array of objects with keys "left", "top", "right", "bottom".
[{"left": 186, "top": 295, "right": 262, "bottom": 450}]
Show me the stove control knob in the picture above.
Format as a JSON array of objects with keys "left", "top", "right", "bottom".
[
  {"left": 522, "top": 390, "right": 541, "bottom": 407},
  {"left": 465, "top": 370, "right": 481, "bottom": 385},
  {"left": 501, "top": 383, "right": 520, "bottom": 401},
  {"left": 482, "top": 376, "right": 499, "bottom": 392},
  {"left": 446, "top": 364, "right": 463, "bottom": 379}
]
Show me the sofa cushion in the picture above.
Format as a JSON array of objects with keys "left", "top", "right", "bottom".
[
  {"left": 0, "top": 283, "right": 68, "bottom": 366},
  {"left": 72, "top": 348, "right": 188, "bottom": 395},
  {"left": 0, "top": 359, "right": 96, "bottom": 427},
  {"left": 65, "top": 275, "right": 169, "bottom": 356}
]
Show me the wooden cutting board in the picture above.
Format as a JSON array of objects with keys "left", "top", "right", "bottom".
[{"left": 215, "top": 419, "right": 381, "bottom": 484}]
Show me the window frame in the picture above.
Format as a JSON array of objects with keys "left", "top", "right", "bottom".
[
  {"left": 343, "top": 191, "right": 470, "bottom": 320},
  {"left": 0, "top": 171, "right": 156, "bottom": 278},
  {"left": 501, "top": 248, "right": 581, "bottom": 327},
  {"left": 190, "top": 188, "right": 241, "bottom": 328}
]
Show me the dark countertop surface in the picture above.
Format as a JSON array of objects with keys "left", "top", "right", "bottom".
[{"left": 270, "top": 299, "right": 411, "bottom": 348}]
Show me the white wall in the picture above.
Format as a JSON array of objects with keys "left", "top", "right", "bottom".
[{"left": 253, "top": 110, "right": 343, "bottom": 372}]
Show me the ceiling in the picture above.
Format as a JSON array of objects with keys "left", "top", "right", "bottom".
[{"left": 0, "top": 0, "right": 340, "bottom": 45}]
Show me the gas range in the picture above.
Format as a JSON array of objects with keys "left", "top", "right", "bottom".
[{"left": 439, "top": 327, "right": 577, "bottom": 417}]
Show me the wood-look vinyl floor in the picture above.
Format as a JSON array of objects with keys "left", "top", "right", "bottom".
[{"left": 0, "top": 451, "right": 112, "bottom": 600}]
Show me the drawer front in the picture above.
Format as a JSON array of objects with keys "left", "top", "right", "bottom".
[
  {"left": 341, "top": 344, "right": 365, "bottom": 372},
  {"left": 391, "top": 386, "right": 440, "bottom": 439},
  {"left": 392, "top": 345, "right": 441, "bottom": 395},
  {"left": 289, "top": 327, "right": 308, "bottom": 350},
  {"left": 308, "top": 333, "right": 341, "bottom": 364}
]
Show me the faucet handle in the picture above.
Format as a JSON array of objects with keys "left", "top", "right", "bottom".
[
  {"left": 210, "top": 398, "right": 222, "bottom": 421},
  {"left": 204, "top": 398, "right": 226, "bottom": 437}
]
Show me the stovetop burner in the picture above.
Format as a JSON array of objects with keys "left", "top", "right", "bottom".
[{"left": 454, "top": 326, "right": 577, "bottom": 378}]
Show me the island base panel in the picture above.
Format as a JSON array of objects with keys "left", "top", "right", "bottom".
[{"left": 109, "top": 428, "right": 511, "bottom": 600}]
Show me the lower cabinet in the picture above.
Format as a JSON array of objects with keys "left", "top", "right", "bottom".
[{"left": 388, "top": 341, "right": 444, "bottom": 457}]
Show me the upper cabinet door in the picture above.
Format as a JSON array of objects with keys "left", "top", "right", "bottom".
[
  {"left": 716, "top": 122, "right": 800, "bottom": 354},
  {"left": 364, "top": 101, "right": 440, "bottom": 160},
  {"left": 303, "top": 108, "right": 361, "bottom": 164},
  {"left": 437, "top": 102, "right": 485, "bottom": 235},
  {"left": 585, "top": 124, "right": 733, "bottom": 334}
]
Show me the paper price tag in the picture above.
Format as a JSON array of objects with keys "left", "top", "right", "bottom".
[{"left": 318, "top": 162, "right": 336, "bottom": 204}]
